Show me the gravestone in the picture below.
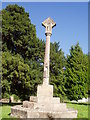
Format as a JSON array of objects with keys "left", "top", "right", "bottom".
[{"left": 11, "top": 17, "right": 78, "bottom": 118}]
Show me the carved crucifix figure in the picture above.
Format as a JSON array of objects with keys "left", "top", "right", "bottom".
[{"left": 42, "top": 17, "right": 56, "bottom": 85}]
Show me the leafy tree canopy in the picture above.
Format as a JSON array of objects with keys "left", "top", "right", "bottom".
[
  {"left": 2, "top": 4, "right": 37, "bottom": 59},
  {"left": 50, "top": 42, "right": 66, "bottom": 100},
  {"left": 2, "top": 4, "right": 45, "bottom": 100},
  {"left": 2, "top": 51, "right": 30, "bottom": 100},
  {"left": 64, "top": 43, "right": 88, "bottom": 100}
]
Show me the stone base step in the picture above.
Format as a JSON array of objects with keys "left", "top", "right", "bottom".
[
  {"left": 23, "top": 101, "right": 67, "bottom": 112},
  {"left": 38, "top": 97, "right": 60, "bottom": 103},
  {"left": 11, "top": 105, "right": 78, "bottom": 118},
  {"left": 30, "top": 96, "right": 60, "bottom": 103},
  {"left": 34, "top": 103, "right": 67, "bottom": 112},
  {"left": 30, "top": 96, "right": 37, "bottom": 102}
]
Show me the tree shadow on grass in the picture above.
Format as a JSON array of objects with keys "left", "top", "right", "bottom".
[
  {"left": 2, "top": 102, "right": 22, "bottom": 106},
  {"left": 65, "top": 101, "right": 90, "bottom": 106},
  {"left": 8, "top": 113, "right": 11, "bottom": 116}
]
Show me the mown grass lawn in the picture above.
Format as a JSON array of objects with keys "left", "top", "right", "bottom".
[
  {"left": 66, "top": 102, "right": 89, "bottom": 118},
  {"left": 0, "top": 105, "right": 11, "bottom": 118},
  {"left": 0, "top": 102, "right": 89, "bottom": 119},
  {"left": 0, "top": 103, "right": 21, "bottom": 119}
]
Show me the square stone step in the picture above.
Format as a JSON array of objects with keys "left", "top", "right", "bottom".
[
  {"left": 11, "top": 104, "right": 78, "bottom": 118},
  {"left": 37, "top": 96, "right": 60, "bottom": 104},
  {"left": 53, "top": 97, "right": 60, "bottom": 103},
  {"left": 37, "top": 84, "right": 53, "bottom": 97},
  {"left": 23, "top": 101, "right": 36, "bottom": 109},
  {"left": 34, "top": 103, "right": 67, "bottom": 112},
  {"left": 30, "top": 96, "right": 37, "bottom": 102},
  {"left": 30, "top": 96, "right": 60, "bottom": 104},
  {"left": 23, "top": 101, "right": 66, "bottom": 112}
]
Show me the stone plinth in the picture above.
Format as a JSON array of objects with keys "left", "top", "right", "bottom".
[
  {"left": 11, "top": 82, "right": 78, "bottom": 118},
  {"left": 37, "top": 84, "right": 53, "bottom": 97},
  {"left": 11, "top": 84, "right": 78, "bottom": 118}
]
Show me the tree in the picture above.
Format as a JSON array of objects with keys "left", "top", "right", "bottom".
[
  {"left": 88, "top": 53, "right": 90, "bottom": 97},
  {"left": 2, "top": 4, "right": 36, "bottom": 59},
  {"left": 2, "top": 51, "right": 31, "bottom": 100},
  {"left": 0, "top": 11, "right": 1, "bottom": 100},
  {"left": 2, "top": 4, "right": 45, "bottom": 100},
  {"left": 64, "top": 43, "right": 88, "bottom": 100},
  {"left": 50, "top": 42, "right": 66, "bottom": 101}
]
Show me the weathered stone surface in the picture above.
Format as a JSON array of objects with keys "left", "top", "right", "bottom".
[
  {"left": 42, "top": 17, "right": 56, "bottom": 35},
  {"left": 42, "top": 18, "right": 56, "bottom": 85},
  {"left": 53, "top": 97, "right": 60, "bottom": 103},
  {"left": 11, "top": 105, "right": 27, "bottom": 118},
  {"left": 23, "top": 101, "right": 35, "bottom": 109},
  {"left": 23, "top": 101, "right": 28, "bottom": 108},
  {"left": 30, "top": 96, "right": 37, "bottom": 102},
  {"left": 11, "top": 105, "right": 77, "bottom": 118},
  {"left": 37, "top": 84, "right": 53, "bottom": 97},
  {"left": 30, "top": 96, "right": 60, "bottom": 104},
  {"left": 33, "top": 103, "right": 67, "bottom": 112},
  {"left": 37, "top": 97, "right": 60, "bottom": 104}
]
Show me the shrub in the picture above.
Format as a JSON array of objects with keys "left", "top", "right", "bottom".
[
  {"left": 3, "top": 92, "right": 9, "bottom": 99},
  {"left": 12, "top": 94, "right": 19, "bottom": 102}
]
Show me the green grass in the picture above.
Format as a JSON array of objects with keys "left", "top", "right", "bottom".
[
  {"left": 0, "top": 104, "right": 11, "bottom": 118},
  {"left": 67, "top": 102, "right": 89, "bottom": 118},
  {"left": 0, "top": 102, "right": 89, "bottom": 119},
  {"left": 0, "top": 103, "right": 21, "bottom": 119}
]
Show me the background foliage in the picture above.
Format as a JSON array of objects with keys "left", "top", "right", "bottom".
[{"left": 64, "top": 43, "right": 88, "bottom": 100}]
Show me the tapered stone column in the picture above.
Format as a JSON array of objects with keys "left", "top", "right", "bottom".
[
  {"left": 37, "top": 17, "right": 56, "bottom": 101},
  {"left": 42, "top": 17, "right": 56, "bottom": 85}
]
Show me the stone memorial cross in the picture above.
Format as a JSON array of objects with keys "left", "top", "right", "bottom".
[
  {"left": 42, "top": 17, "right": 56, "bottom": 85},
  {"left": 11, "top": 17, "right": 78, "bottom": 119}
]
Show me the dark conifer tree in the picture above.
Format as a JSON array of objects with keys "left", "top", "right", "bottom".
[{"left": 65, "top": 43, "right": 88, "bottom": 100}]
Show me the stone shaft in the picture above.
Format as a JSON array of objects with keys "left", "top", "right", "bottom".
[
  {"left": 42, "top": 17, "right": 56, "bottom": 85},
  {"left": 43, "top": 34, "right": 51, "bottom": 85}
]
